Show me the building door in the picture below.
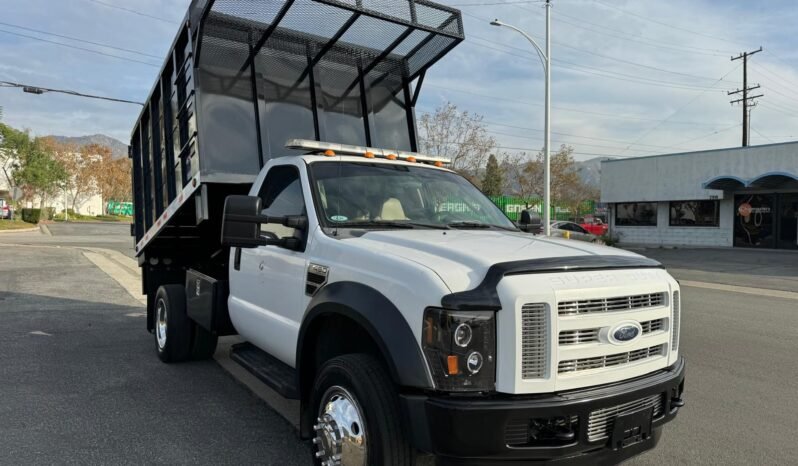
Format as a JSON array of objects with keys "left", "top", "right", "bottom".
[
  {"left": 734, "top": 194, "right": 776, "bottom": 248},
  {"left": 777, "top": 194, "right": 798, "bottom": 250}
]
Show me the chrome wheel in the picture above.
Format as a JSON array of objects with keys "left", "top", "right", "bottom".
[
  {"left": 156, "top": 299, "right": 167, "bottom": 350},
  {"left": 313, "top": 386, "right": 367, "bottom": 466}
]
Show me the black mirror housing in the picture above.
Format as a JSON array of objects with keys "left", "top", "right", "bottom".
[
  {"left": 518, "top": 209, "right": 543, "bottom": 235},
  {"left": 222, "top": 195, "right": 263, "bottom": 248}
]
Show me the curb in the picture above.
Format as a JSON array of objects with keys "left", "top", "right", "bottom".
[{"left": 0, "top": 226, "right": 40, "bottom": 234}]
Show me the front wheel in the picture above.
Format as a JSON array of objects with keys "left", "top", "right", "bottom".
[{"left": 310, "top": 354, "right": 413, "bottom": 466}]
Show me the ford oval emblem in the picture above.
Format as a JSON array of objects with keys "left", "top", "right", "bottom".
[{"left": 613, "top": 325, "right": 640, "bottom": 342}]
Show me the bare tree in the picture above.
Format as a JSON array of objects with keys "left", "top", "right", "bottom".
[{"left": 418, "top": 102, "right": 496, "bottom": 182}]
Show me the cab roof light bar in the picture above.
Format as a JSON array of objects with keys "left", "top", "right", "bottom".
[{"left": 285, "top": 139, "right": 451, "bottom": 166}]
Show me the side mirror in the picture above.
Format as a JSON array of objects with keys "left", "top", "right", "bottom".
[
  {"left": 518, "top": 209, "right": 543, "bottom": 234},
  {"left": 221, "top": 195, "right": 308, "bottom": 249},
  {"left": 222, "top": 195, "right": 263, "bottom": 248}
]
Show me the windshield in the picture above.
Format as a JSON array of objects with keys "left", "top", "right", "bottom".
[{"left": 309, "top": 162, "right": 516, "bottom": 230}]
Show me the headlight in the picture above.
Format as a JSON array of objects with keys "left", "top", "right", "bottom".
[{"left": 422, "top": 308, "right": 496, "bottom": 392}]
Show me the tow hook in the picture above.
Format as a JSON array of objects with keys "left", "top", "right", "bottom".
[{"left": 671, "top": 397, "right": 685, "bottom": 408}]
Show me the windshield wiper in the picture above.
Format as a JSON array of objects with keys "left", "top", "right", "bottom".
[
  {"left": 447, "top": 221, "right": 518, "bottom": 231},
  {"left": 332, "top": 220, "right": 448, "bottom": 230},
  {"left": 447, "top": 221, "right": 492, "bottom": 229}
]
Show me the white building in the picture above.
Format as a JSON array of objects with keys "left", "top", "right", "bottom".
[{"left": 601, "top": 141, "right": 798, "bottom": 250}]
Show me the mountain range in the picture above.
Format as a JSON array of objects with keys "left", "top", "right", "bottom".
[{"left": 47, "top": 134, "right": 128, "bottom": 159}]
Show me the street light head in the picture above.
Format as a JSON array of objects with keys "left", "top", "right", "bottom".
[{"left": 490, "top": 19, "right": 503, "bottom": 27}]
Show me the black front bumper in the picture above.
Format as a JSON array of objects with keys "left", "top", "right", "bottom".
[{"left": 401, "top": 358, "right": 685, "bottom": 465}]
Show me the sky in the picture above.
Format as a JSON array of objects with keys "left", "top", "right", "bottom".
[{"left": 0, "top": 0, "right": 796, "bottom": 161}]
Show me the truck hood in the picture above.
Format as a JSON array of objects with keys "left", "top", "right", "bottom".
[{"left": 343, "top": 230, "right": 643, "bottom": 292}]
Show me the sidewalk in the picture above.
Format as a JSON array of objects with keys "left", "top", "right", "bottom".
[{"left": 629, "top": 247, "right": 798, "bottom": 293}]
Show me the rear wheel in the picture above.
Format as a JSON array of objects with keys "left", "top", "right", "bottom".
[
  {"left": 154, "top": 284, "right": 193, "bottom": 363},
  {"left": 310, "top": 354, "right": 412, "bottom": 466}
]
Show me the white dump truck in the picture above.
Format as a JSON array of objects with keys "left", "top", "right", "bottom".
[{"left": 130, "top": 1, "right": 685, "bottom": 464}]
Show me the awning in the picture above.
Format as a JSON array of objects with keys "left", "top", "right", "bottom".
[{"left": 703, "top": 172, "right": 798, "bottom": 190}]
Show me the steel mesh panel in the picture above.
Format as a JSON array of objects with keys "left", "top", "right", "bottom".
[
  {"left": 392, "top": 29, "right": 432, "bottom": 57},
  {"left": 339, "top": 14, "right": 408, "bottom": 52},
  {"left": 415, "top": 1, "right": 461, "bottom": 34},
  {"left": 196, "top": 0, "right": 463, "bottom": 82},
  {"left": 407, "top": 34, "right": 456, "bottom": 77}
]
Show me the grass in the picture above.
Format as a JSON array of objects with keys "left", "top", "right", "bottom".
[
  {"left": 0, "top": 219, "right": 37, "bottom": 231},
  {"left": 53, "top": 212, "right": 131, "bottom": 223}
]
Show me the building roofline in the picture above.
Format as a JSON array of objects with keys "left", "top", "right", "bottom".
[{"left": 601, "top": 140, "right": 798, "bottom": 164}]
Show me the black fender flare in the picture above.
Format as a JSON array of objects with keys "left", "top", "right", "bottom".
[{"left": 296, "top": 281, "right": 433, "bottom": 391}]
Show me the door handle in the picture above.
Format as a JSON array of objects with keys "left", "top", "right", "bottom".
[{"left": 258, "top": 261, "right": 265, "bottom": 271}]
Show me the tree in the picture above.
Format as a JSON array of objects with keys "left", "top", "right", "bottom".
[
  {"left": 93, "top": 146, "right": 132, "bottom": 213},
  {"left": 418, "top": 102, "right": 497, "bottom": 182},
  {"left": 481, "top": 154, "right": 504, "bottom": 197},
  {"left": 40, "top": 138, "right": 101, "bottom": 213},
  {"left": 519, "top": 145, "right": 581, "bottom": 202},
  {"left": 2, "top": 125, "right": 67, "bottom": 209}
]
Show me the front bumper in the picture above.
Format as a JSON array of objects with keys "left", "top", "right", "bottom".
[{"left": 402, "top": 358, "right": 685, "bottom": 465}]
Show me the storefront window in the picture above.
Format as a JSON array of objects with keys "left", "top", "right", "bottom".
[
  {"left": 669, "top": 200, "right": 719, "bottom": 227},
  {"left": 615, "top": 202, "right": 658, "bottom": 226}
]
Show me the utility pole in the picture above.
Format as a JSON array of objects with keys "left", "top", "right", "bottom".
[
  {"left": 490, "top": 0, "right": 552, "bottom": 235},
  {"left": 728, "top": 47, "right": 763, "bottom": 147}
]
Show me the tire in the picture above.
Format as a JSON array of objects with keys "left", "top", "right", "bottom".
[
  {"left": 310, "top": 354, "right": 412, "bottom": 466},
  {"left": 154, "top": 284, "right": 193, "bottom": 363},
  {"left": 191, "top": 324, "right": 218, "bottom": 360}
]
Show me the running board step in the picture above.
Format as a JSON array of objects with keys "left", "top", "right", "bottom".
[{"left": 229, "top": 342, "right": 299, "bottom": 399}]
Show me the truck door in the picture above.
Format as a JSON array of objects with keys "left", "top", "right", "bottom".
[{"left": 229, "top": 164, "right": 308, "bottom": 366}]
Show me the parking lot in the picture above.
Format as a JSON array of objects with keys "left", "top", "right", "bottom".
[{"left": 1, "top": 224, "right": 797, "bottom": 465}]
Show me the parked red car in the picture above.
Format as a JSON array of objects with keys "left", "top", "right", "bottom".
[
  {"left": 0, "top": 198, "right": 13, "bottom": 220},
  {"left": 579, "top": 215, "right": 608, "bottom": 236}
]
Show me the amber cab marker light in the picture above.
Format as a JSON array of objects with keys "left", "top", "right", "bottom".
[
  {"left": 386, "top": 154, "right": 397, "bottom": 160},
  {"left": 447, "top": 355, "right": 460, "bottom": 375},
  {"left": 364, "top": 151, "right": 375, "bottom": 158},
  {"left": 434, "top": 161, "right": 443, "bottom": 167},
  {"left": 324, "top": 149, "right": 336, "bottom": 157},
  {"left": 407, "top": 156, "right": 417, "bottom": 163}
]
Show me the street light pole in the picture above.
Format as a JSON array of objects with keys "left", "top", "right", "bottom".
[{"left": 491, "top": 0, "right": 552, "bottom": 235}]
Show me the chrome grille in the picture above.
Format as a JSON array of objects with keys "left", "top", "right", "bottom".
[
  {"left": 559, "top": 328, "right": 600, "bottom": 345},
  {"left": 521, "top": 303, "right": 547, "bottom": 379},
  {"left": 558, "top": 345, "right": 665, "bottom": 374},
  {"left": 558, "top": 292, "right": 666, "bottom": 316},
  {"left": 559, "top": 319, "right": 666, "bottom": 346},
  {"left": 587, "top": 394, "right": 664, "bottom": 442},
  {"left": 640, "top": 318, "right": 665, "bottom": 334},
  {"left": 672, "top": 291, "right": 680, "bottom": 352}
]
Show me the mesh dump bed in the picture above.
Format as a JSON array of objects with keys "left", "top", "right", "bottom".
[
  {"left": 198, "top": 0, "right": 463, "bottom": 80},
  {"left": 192, "top": 0, "right": 464, "bottom": 162}
]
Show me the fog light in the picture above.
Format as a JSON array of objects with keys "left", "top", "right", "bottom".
[
  {"left": 466, "top": 352, "right": 483, "bottom": 374},
  {"left": 454, "top": 323, "right": 473, "bottom": 347}
]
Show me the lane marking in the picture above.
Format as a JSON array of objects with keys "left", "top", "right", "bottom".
[
  {"left": 681, "top": 280, "right": 798, "bottom": 301},
  {"left": 29, "top": 331, "right": 52, "bottom": 336}
]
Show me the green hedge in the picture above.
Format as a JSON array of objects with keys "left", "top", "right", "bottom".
[{"left": 21, "top": 208, "right": 42, "bottom": 224}]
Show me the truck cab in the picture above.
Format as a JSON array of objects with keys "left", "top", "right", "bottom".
[{"left": 130, "top": 1, "right": 684, "bottom": 464}]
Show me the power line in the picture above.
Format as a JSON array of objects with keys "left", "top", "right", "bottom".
[
  {"left": 618, "top": 64, "right": 743, "bottom": 154},
  {"left": 0, "top": 28, "right": 160, "bottom": 67},
  {"left": 0, "top": 80, "right": 144, "bottom": 106},
  {"left": 464, "top": 40, "right": 732, "bottom": 91},
  {"left": 0, "top": 20, "right": 162, "bottom": 59},
  {"left": 423, "top": 83, "right": 734, "bottom": 126},
  {"left": 469, "top": 33, "right": 737, "bottom": 84},
  {"left": 448, "top": 0, "right": 542, "bottom": 5},
  {"left": 592, "top": 0, "right": 748, "bottom": 47},
  {"left": 83, "top": 0, "right": 180, "bottom": 24}
]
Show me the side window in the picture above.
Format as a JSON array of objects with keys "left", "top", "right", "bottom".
[
  {"left": 257, "top": 165, "right": 305, "bottom": 240},
  {"left": 572, "top": 224, "right": 588, "bottom": 234}
]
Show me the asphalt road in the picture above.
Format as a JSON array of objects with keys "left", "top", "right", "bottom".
[
  {"left": 0, "top": 240, "right": 311, "bottom": 465},
  {"left": 1, "top": 224, "right": 797, "bottom": 465}
]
